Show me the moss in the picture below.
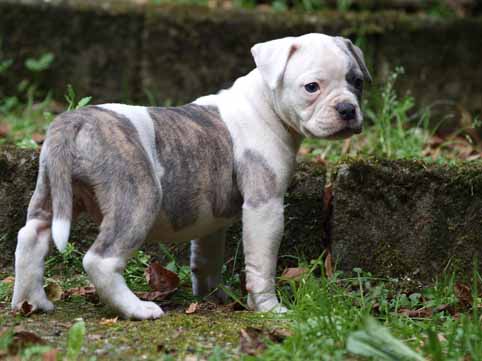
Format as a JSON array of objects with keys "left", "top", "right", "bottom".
[
  {"left": 331, "top": 158, "right": 482, "bottom": 283},
  {"left": 0, "top": 297, "right": 280, "bottom": 360}
]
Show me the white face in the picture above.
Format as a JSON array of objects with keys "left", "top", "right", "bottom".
[{"left": 252, "top": 33, "right": 371, "bottom": 139}]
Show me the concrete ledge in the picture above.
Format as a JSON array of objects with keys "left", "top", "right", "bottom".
[
  {"left": 331, "top": 159, "right": 482, "bottom": 282},
  {"left": 0, "top": 1, "right": 481, "bottom": 116},
  {"left": 2, "top": 146, "right": 482, "bottom": 281}
]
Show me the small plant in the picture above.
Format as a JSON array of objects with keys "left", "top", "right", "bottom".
[
  {"left": 66, "top": 320, "right": 86, "bottom": 361},
  {"left": 64, "top": 84, "right": 92, "bottom": 111},
  {"left": 363, "top": 67, "right": 431, "bottom": 159}
]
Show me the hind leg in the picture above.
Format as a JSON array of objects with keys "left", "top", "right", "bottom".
[
  {"left": 12, "top": 219, "right": 54, "bottom": 313},
  {"left": 190, "top": 228, "right": 228, "bottom": 303},
  {"left": 83, "top": 191, "right": 163, "bottom": 320}
]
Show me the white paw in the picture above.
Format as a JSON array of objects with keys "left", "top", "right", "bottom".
[
  {"left": 248, "top": 294, "right": 287, "bottom": 313},
  {"left": 123, "top": 301, "right": 164, "bottom": 320},
  {"left": 12, "top": 294, "right": 55, "bottom": 314}
]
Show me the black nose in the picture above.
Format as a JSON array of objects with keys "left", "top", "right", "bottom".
[{"left": 335, "top": 102, "right": 356, "bottom": 121}]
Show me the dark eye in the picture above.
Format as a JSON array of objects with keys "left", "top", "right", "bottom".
[
  {"left": 304, "top": 82, "right": 320, "bottom": 93},
  {"left": 354, "top": 78, "right": 363, "bottom": 90}
]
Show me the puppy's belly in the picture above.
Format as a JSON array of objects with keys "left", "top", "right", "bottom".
[{"left": 146, "top": 208, "right": 238, "bottom": 242}]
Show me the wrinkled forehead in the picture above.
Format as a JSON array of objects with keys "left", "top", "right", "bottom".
[{"left": 285, "top": 34, "right": 351, "bottom": 81}]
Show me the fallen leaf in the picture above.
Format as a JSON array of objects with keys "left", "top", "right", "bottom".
[
  {"left": 454, "top": 283, "right": 473, "bottom": 308},
  {"left": 42, "top": 348, "right": 58, "bottom": 361},
  {"left": 99, "top": 317, "right": 118, "bottom": 326},
  {"left": 44, "top": 282, "right": 63, "bottom": 301},
  {"left": 2, "top": 276, "right": 14, "bottom": 283},
  {"left": 19, "top": 301, "right": 34, "bottom": 317},
  {"left": 8, "top": 330, "right": 45, "bottom": 354},
  {"left": 398, "top": 307, "right": 432, "bottom": 318},
  {"left": 145, "top": 261, "right": 180, "bottom": 292},
  {"left": 32, "top": 133, "right": 46, "bottom": 144},
  {"left": 280, "top": 267, "right": 308, "bottom": 282},
  {"left": 324, "top": 249, "right": 334, "bottom": 278},
  {"left": 268, "top": 328, "right": 293, "bottom": 342},
  {"left": 434, "top": 303, "right": 456, "bottom": 315},
  {"left": 63, "top": 286, "right": 99, "bottom": 303},
  {"left": 136, "top": 289, "right": 177, "bottom": 301},
  {"left": 185, "top": 302, "right": 199, "bottom": 314},
  {"left": 239, "top": 327, "right": 267, "bottom": 356},
  {"left": 0, "top": 123, "right": 11, "bottom": 138}
]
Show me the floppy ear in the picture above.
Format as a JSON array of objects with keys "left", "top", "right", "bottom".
[
  {"left": 337, "top": 37, "right": 372, "bottom": 83},
  {"left": 251, "top": 37, "right": 298, "bottom": 90}
]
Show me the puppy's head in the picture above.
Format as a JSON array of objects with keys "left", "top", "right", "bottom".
[{"left": 251, "top": 33, "right": 372, "bottom": 139}]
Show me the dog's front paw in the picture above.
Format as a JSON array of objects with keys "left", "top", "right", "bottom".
[
  {"left": 123, "top": 301, "right": 165, "bottom": 320},
  {"left": 247, "top": 294, "right": 288, "bottom": 313}
]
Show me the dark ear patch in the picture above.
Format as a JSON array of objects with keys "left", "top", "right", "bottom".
[{"left": 335, "top": 37, "right": 372, "bottom": 83}]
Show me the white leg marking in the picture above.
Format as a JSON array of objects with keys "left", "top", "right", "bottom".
[
  {"left": 12, "top": 219, "right": 54, "bottom": 313},
  {"left": 83, "top": 251, "right": 164, "bottom": 320},
  {"left": 51, "top": 218, "right": 70, "bottom": 252},
  {"left": 243, "top": 198, "right": 288, "bottom": 313}
]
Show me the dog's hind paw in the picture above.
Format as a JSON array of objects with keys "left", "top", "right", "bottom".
[
  {"left": 12, "top": 297, "right": 54, "bottom": 314},
  {"left": 123, "top": 301, "right": 164, "bottom": 320}
]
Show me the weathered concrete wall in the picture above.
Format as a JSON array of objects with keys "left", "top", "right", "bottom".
[
  {"left": 0, "top": 0, "right": 481, "bottom": 116},
  {"left": 2, "top": 145, "right": 482, "bottom": 282},
  {"left": 331, "top": 159, "right": 482, "bottom": 282},
  {"left": 0, "top": 147, "right": 325, "bottom": 272}
]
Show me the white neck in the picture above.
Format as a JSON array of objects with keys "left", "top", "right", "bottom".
[{"left": 195, "top": 69, "right": 304, "bottom": 157}]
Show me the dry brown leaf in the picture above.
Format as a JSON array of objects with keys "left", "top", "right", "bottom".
[
  {"left": 8, "top": 330, "right": 45, "bottom": 354},
  {"left": 324, "top": 249, "right": 334, "bottom": 278},
  {"left": 280, "top": 267, "right": 308, "bottom": 282},
  {"left": 398, "top": 307, "right": 433, "bottom": 318},
  {"left": 2, "top": 276, "right": 14, "bottom": 283},
  {"left": 268, "top": 328, "right": 293, "bottom": 342},
  {"left": 99, "top": 317, "right": 118, "bottom": 326},
  {"left": 434, "top": 303, "right": 456, "bottom": 315},
  {"left": 44, "top": 282, "right": 63, "bottom": 301},
  {"left": 0, "top": 123, "right": 11, "bottom": 138},
  {"left": 455, "top": 283, "right": 473, "bottom": 308},
  {"left": 63, "top": 286, "right": 99, "bottom": 303},
  {"left": 185, "top": 302, "right": 199, "bottom": 314},
  {"left": 19, "top": 301, "right": 34, "bottom": 317},
  {"left": 42, "top": 348, "right": 58, "bottom": 361},
  {"left": 239, "top": 327, "right": 267, "bottom": 356},
  {"left": 239, "top": 327, "right": 289, "bottom": 356},
  {"left": 145, "top": 261, "right": 180, "bottom": 292},
  {"left": 136, "top": 289, "right": 177, "bottom": 301}
]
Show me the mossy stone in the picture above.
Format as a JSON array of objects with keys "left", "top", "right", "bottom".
[{"left": 330, "top": 159, "right": 482, "bottom": 282}]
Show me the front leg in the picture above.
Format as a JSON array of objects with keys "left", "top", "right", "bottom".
[{"left": 242, "top": 197, "right": 287, "bottom": 313}]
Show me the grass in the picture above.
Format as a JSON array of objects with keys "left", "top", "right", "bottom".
[{"left": 2, "top": 253, "right": 481, "bottom": 360}]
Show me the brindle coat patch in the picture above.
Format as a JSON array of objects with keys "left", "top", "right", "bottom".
[
  {"left": 236, "top": 149, "right": 277, "bottom": 208},
  {"left": 148, "top": 104, "right": 242, "bottom": 230}
]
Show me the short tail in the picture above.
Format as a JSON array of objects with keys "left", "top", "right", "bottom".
[{"left": 45, "top": 119, "right": 75, "bottom": 252}]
